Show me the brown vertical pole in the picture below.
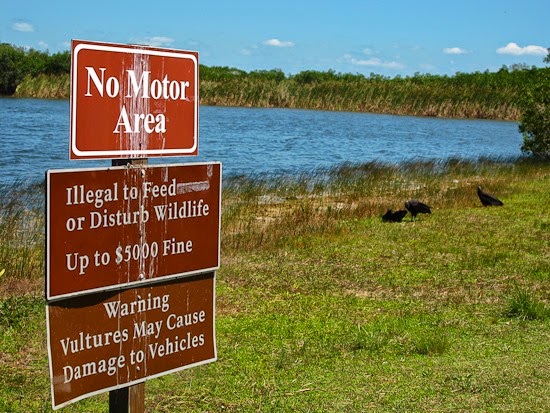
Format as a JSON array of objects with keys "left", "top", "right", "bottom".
[{"left": 109, "top": 158, "right": 147, "bottom": 413}]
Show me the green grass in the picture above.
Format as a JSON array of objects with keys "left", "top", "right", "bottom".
[{"left": 0, "top": 158, "right": 549, "bottom": 412}]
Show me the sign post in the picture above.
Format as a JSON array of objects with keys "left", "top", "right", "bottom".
[
  {"left": 46, "top": 40, "right": 218, "bottom": 411},
  {"left": 110, "top": 157, "right": 147, "bottom": 413}
]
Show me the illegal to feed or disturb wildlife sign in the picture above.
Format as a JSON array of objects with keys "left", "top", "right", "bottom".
[
  {"left": 46, "top": 162, "right": 221, "bottom": 301},
  {"left": 69, "top": 39, "right": 198, "bottom": 159},
  {"left": 47, "top": 273, "right": 216, "bottom": 410}
]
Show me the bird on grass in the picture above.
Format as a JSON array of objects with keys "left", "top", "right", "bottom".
[
  {"left": 477, "top": 186, "right": 503, "bottom": 206},
  {"left": 405, "top": 199, "right": 431, "bottom": 221},
  {"left": 382, "top": 209, "right": 408, "bottom": 223}
]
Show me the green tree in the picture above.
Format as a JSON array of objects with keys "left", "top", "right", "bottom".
[
  {"left": 0, "top": 43, "right": 25, "bottom": 95},
  {"left": 518, "top": 48, "right": 550, "bottom": 158},
  {"left": 22, "top": 48, "right": 49, "bottom": 75},
  {"left": 44, "top": 51, "right": 71, "bottom": 75}
]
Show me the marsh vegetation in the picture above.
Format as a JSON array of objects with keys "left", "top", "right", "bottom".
[
  {"left": 1, "top": 158, "right": 548, "bottom": 412},
  {"left": 2, "top": 43, "right": 548, "bottom": 121}
]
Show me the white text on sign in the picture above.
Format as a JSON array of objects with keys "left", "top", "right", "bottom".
[{"left": 84, "top": 67, "right": 191, "bottom": 134}]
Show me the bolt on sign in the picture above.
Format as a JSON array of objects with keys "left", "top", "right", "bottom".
[
  {"left": 47, "top": 273, "right": 216, "bottom": 409},
  {"left": 46, "top": 162, "right": 221, "bottom": 301},
  {"left": 69, "top": 39, "right": 198, "bottom": 159}
]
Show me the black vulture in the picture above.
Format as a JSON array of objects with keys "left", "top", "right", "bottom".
[
  {"left": 382, "top": 209, "right": 408, "bottom": 223},
  {"left": 405, "top": 200, "right": 431, "bottom": 221},
  {"left": 477, "top": 186, "right": 503, "bottom": 206}
]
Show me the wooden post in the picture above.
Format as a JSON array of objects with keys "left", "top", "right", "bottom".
[
  {"left": 109, "top": 158, "right": 147, "bottom": 413},
  {"left": 112, "top": 158, "right": 148, "bottom": 167},
  {"left": 109, "top": 383, "right": 145, "bottom": 413}
]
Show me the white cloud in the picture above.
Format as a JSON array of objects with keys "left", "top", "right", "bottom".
[
  {"left": 12, "top": 22, "right": 34, "bottom": 32},
  {"left": 38, "top": 41, "right": 48, "bottom": 49},
  {"left": 346, "top": 55, "right": 403, "bottom": 69},
  {"left": 263, "top": 38, "right": 295, "bottom": 48},
  {"left": 443, "top": 47, "right": 469, "bottom": 55},
  {"left": 496, "top": 42, "right": 547, "bottom": 56},
  {"left": 137, "top": 36, "right": 175, "bottom": 47}
]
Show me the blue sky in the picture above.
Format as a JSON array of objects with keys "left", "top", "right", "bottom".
[{"left": 1, "top": 0, "right": 548, "bottom": 77}]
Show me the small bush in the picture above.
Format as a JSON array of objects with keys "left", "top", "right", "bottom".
[{"left": 503, "top": 287, "right": 548, "bottom": 321}]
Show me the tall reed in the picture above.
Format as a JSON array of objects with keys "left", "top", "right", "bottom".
[
  {"left": 15, "top": 74, "right": 69, "bottom": 99},
  {"left": 0, "top": 181, "right": 45, "bottom": 293}
]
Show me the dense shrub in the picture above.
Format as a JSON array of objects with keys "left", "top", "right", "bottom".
[{"left": 518, "top": 51, "right": 550, "bottom": 158}]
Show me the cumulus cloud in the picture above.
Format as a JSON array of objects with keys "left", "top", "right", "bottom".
[
  {"left": 496, "top": 42, "right": 547, "bottom": 56},
  {"left": 263, "top": 38, "right": 295, "bottom": 47},
  {"left": 12, "top": 22, "right": 34, "bottom": 32},
  {"left": 443, "top": 47, "right": 469, "bottom": 55}
]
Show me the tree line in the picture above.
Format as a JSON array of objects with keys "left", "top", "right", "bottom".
[
  {"left": 1, "top": 43, "right": 548, "bottom": 157},
  {"left": 0, "top": 43, "right": 70, "bottom": 95}
]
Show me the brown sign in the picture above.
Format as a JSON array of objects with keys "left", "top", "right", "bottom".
[
  {"left": 46, "top": 162, "right": 221, "bottom": 300},
  {"left": 47, "top": 273, "right": 216, "bottom": 409},
  {"left": 70, "top": 40, "right": 198, "bottom": 159}
]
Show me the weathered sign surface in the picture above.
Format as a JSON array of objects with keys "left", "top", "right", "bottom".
[
  {"left": 70, "top": 40, "right": 198, "bottom": 159},
  {"left": 47, "top": 273, "right": 216, "bottom": 409},
  {"left": 46, "top": 162, "right": 221, "bottom": 300}
]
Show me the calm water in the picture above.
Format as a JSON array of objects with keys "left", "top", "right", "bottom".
[{"left": 0, "top": 98, "right": 523, "bottom": 185}]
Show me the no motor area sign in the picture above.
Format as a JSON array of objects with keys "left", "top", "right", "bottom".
[{"left": 70, "top": 39, "right": 198, "bottom": 159}]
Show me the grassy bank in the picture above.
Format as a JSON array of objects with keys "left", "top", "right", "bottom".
[
  {"left": 5, "top": 42, "right": 547, "bottom": 120},
  {"left": 14, "top": 74, "right": 70, "bottom": 99},
  {"left": 199, "top": 71, "right": 527, "bottom": 120},
  {"left": 1, "top": 158, "right": 549, "bottom": 412},
  {"left": 15, "top": 66, "right": 550, "bottom": 120}
]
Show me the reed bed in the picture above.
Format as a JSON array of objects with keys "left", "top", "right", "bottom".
[
  {"left": 14, "top": 74, "right": 70, "bottom": 99},
  {"left": 16, "top": 66, "right": 549, "bottom": 120},
  {"left": 199, "top": 70, "right": 535, "bottom": 120},
  {"left": 220, "top": 157, "right": 544, "bottom": 253}
]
